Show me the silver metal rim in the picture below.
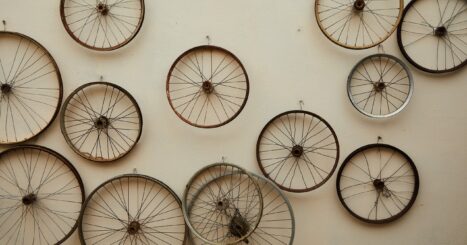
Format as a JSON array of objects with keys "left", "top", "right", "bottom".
[{"left": 347, "top": 53, "right": 414, "bottom": 118}]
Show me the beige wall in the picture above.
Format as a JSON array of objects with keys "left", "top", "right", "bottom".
[{"left": 1, "top": 0, "right": 466, "bottom": 244}]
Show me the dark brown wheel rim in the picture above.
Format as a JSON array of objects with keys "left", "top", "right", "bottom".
[
  {"left": 183, "top": 163, "right": 263, "bottom": 244},
  {"left": 60, "top": 0, "right": 145, "bottom": 51},
  {"left": 256, "top": 110, "right": 340, "bottom": 193},
  {"left": 0, "top": 144, "right": 85, "bottom": 244},
  {"left": 315, "top": 0, "right": 403, "bottom": 49},
  {"left": 336, "top": 143, "right": 419, "bottom": 224},
  {"left": 60, "top": 81, "right": 143, "bottom": 162},
  {"left": 79, "top": 174, "right": 188, "bottom": 244},
  {"left": 166, "top": 45, "right": 249, "bottom": 128},
  {"left": 397, "top": 0, "right": 467, "bottom": 73},
  {"left": 0, "top": 31, "right": 63, "bottom": 145}
]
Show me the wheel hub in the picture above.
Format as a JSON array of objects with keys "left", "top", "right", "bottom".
[
  {"left": 229, "top": 215, "right": 250, "bottom": 239},
  {"left": 374, "top": 81, "right": 386, "bottom": 92},
  {"left": 1, "top": 84, "right": 12, "bottom": 95},
  {"left": 94, "top": 116, "right": 110, "bottom": 129},
  {"left": 127, "top": 221, "right": 140, "bottom": 235},
  {"left": 434, "top": 26, "right": 447, "bottom": 37},
  {"left": 97, "top": 3, "right": 109, "bottom": 15},
  {"left": 291, "top": 145, "right": 303, "bottom": 157},
  {"left": 373, "top": 179, "right": 385, "bottom": 191},
  {"left": 353, "top": 0, "right": 365, "bottom": 11},
  {"left": 215, "top": 198, "right": 230, "bottom": 211},
  {"left": 22, "top": 193, "right": 37, "bottom": 205},
  {"left": 202, "top": 81, "right": 214, "bottom": 94}
]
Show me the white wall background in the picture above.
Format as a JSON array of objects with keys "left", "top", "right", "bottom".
[{"left": 1, "top": 0, "right": 466, "bottom": 244}]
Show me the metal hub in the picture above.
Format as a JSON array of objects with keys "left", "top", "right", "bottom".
[
  {"left": 215, "top": 199, "right": 230, "bottom": 211},
  {"left": 229, "top": 215, "right": 250, "bottom": 239},
  {"left": 97, "top": 3, "right": 109, "bottom": 15},
  {"left": 22, "top": 193, "right": 37, "bottom": 205},
  {"left": 291, "top": 145, "right": 303, "bottom": 157},
  {"left": 373, "top": 179, "right": 385, "bottom": 191},
  {"left": 127, "top": 221, "right": 140, "bottom": 235},
  {"left": 94, "top": 116, "right": 110, "bottom": 129},
  {"left": 202, "top": 81, "right": 214, "bottom": 94},
  {"left": 353, "top": 0, "right": 366, "bottom": 11},
  {"left": 374, "top": 81, "right": 386, "bottom": 92},
  {"left": 434, "top": 26, "right": 447, "bottom": 37},
  {"left": 1, "top": 84, "right": 12, "bottom": 95}
]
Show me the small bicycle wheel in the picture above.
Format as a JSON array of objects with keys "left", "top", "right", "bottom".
[
  {"left": 336, "top": 144, "right": 419, "bottom": 224},
  {"left": 60, "top": 0, "right": 145, "bottom": 51},
  {"left": 79, "top": 174, "right": 187, "bottom": 244},
  {"left": 256, "top": 110, "right": 339, "bottom": 193},
  {"left": 60, "top": 81, "right": 142, "bottom": 162},
  {"left": 189, "top": 172, "right": 295, "bottom": 245},
  {"left": 0, "top": 31, "right": 62, "bottom": 144},
  {"left": 183, "top": 163, "right": 263, "bottom": 244},
  {"left": 0, "top": 145, "right": 85, "bottom": 244},
  {"left": 347, "top": 54, "right": 414, "bottom": 118},
  {"left": 397, "top": 0, "right": 467, "bottom": 73},
  {"left": 315, "top": 0, "right": 403, "bottom": 49},
  {"left": 166, "top": 45, "right": 249, "bottom": 128}
]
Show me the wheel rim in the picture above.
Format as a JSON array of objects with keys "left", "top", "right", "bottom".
[
  {"left": 315, "top": 0, "right": 403, "bottom": 49},
  {"left": 0, "top": 145, "right": 84, "bottom": 244},
  {"left": 256, "top": 110, "right": 340, "bottom": 193},
  {"left": 79, "top": 174, "right": 188, "bottom": 244},
  {"left": 347, "top": 54, "right": 414, "bottom": 118},
  {"left": 60, "top": 0, "right": 145, "bottom": 51},
  {"left": 60, "top": 81, "right": 143, "bottom": 162},
  {"left": 336, "top": 143, "right": 419, "bottom": 224},
  {"left": 183, "top": 163, "right": 263, "bottom": 244},
  {"left": 397, "top": 0, "right": 467, "bottom": 73},
  {"left": 0, "top": 31, "right": 62, "bottom": 144},
  {"left": 166, "top": 45, "right": 249, "bottom": 128}
]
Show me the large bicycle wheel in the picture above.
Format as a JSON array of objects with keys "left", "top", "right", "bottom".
[
  {"left": 183, "top": 163, "right": 263, "bottom": 244},
  {"left": 256, "top": 110, "right": 339, "bottom": 193},
  {"left": 347, "top": 53, "right": 414, "bottom": 118},
  {"left": 60, "top": 0, "right": 145, "bottom": 51},
  {"left": 315, "top": 0, "right": 403, "bottom": 49},
  {"left": 167, "top": 45, "right": 249, "bottom": 128},
  {"left": 0, "top": 31, "right": 62, "bottom": 144},
  {"left": 336, "top": 144, "right": 419, "bottom": 224},
  {"left": 0, "top": 145, "right": 85, "bottom": 244},
  {"left": 60, "top": 81, "right": 143, "bottom": 162},
  {"left": 79, "top": 174, "right": 187, "bottom": 244},
  {"left": 397, "top": 0, "right": 467, "bottom": 73},
  {"left": 190, "top": 172, "right": 295, "bottom": 245}
]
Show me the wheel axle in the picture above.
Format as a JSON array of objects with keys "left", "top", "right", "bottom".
[
  {"left": 96, "top": 3, "right": 109, "bottom": 15},
  {"left": 353, "top": 0, "right": 365, "bottom": 11},
  {"left": 202, "top": 81, "right": 214, "bottom": 94},
  {"left": 374, "top": 81, "right": 386, "bottom": 92},
  {"left": 1, "top": 84, "right": 12, "bottom": 95},
  {"left": 22, "top": 193, "right": 37, "bottom": 205},
  {"left": 94, "top": 116, "right": 110, "bottom": 129},
  {"left": 434, "top": 26, "right": 447, "bottom": 37},
  {"left": 291, "top": 145, "right": 304, "bottom": 157},
  {"left": 127, "top": 221, "right": 140, "bottom": 235}
]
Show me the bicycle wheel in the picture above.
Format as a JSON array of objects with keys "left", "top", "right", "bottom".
[
  {"left": 166, "top": 45, "right": 249, "bottom": 128},
  {"left": 0, "top": 145, "right": 85, "bottom": 244},
  {"left": 79, "top": 174, "right": 187, "bottom": 244},
  {"left": 347, "top": 53, "right": 414, "bottom": 118},
  {"left": 0, "top": 31, "right": 62, "bottom": 144},
  {"left": 397, "top": 0, "right": 467, "bottom": 73},
  {"left": 190, "top": 172, "right": 295, "bottom": 245},
  {"left": 315, "top": 0, "right": 403, "bottom": 49},
  {"left": 60, "top": 81, "right": 142, "bottom": 162},
  {"left": 60, "top": 0, "right": 145, "bottom": 51},
  {"left": 183, "top": 163, "right": 263, "bottom": 244},
  {"left": 336, "top": 144, "right": 419, "bottom": 224},
  {"left": 256, "top": 110, "right": 339, "bottom": 193}
]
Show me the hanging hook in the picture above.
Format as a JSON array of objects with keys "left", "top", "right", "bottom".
[
  {"left": 377, "top": 44, "right": 385, "bottom": 54},
  {"left": 377, "top": 136, "right": 382, "bottom": 144},
  {"left": 99, "top": 75, "right": 103, "bottom": 81},
  {"left": 299, "top": 100, "right": 304, "bottom": 110},
  {"left": 2, "top": 20, "right": 6, "bottom": 31},
  {"left": 133, "top": 168, "right": 138, "bottom": 174},
  {"left": 221, "top": 156, "right": 226, "bottom": 163},
  {"left": 206, "top": 35, "right": 211, "bottom": 45}
]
